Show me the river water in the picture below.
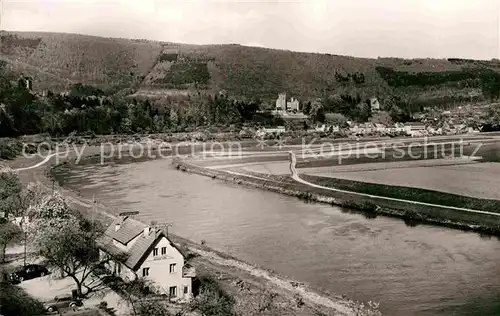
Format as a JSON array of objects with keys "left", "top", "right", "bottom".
[{"left": 54, "top": 158, "right": 500, "bottom": 316}]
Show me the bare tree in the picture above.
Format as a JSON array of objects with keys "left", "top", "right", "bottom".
[{"left": 28, "top": 193, "right": 111, "bottom": 297}]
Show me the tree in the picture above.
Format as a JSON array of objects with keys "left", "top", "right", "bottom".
[
  {"left": 28, "top": 193, "right": 108, "bottom": 297},
  {"left": 370, "top": 111, "right": 393, "bottom": 126},
  {"left": 310, "top": 102, "right": 325, "bottom": 123},
  {"left": 0, "top": 221, "right": 22, "bottom": 263},
  {"left": 0, "top": 167, "right": 22, "bottom": 218},
  {"left": 302, "top": 101, "right": 312, "bottom": 115},
  {"left": 0, "top": 278, "right": 45, "bottom": 315},
  {"left": 236, "top": 100, "right": 259, "bottom": 122},
  {"left": 325, "top": 113, "right": 348, "bottom": 127},
  {"left": 190, "top": 275, "right": 236, "bottom": 316}
]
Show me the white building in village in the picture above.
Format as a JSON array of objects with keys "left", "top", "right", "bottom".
[
  {"left": 97, "top": 216, "right": 195, "bottom": 301},
  {"left": 369, "top": 97, "right": 380, "bottom": 111},
  {"left": 275, "top": 93, "right": 300, "bottom": 112},
  {"left": 275, "top": 93, "right": 287, "bottom": 111},
  {"left": 286, "top": 97, "right": 300, "bottom": 112}
]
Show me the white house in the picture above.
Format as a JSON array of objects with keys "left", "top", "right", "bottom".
[
  {"left": 97, "top": 217, "right": 195, "bottom": 301},
  {"left": 404, "top": 122, "right": 427, "bottom": 137},
  {"left": 286, "top": 97, "right": 300, "bottom": 112},
  {"left": 394, "top": 122, "right": 406, "bottom": 133},
  {"left": 369, "top": 98, "right": 380, "bottom": 111},
  {"left": 255, "top": 126, "right": 286, "bottom": 137},
  {"left": 275, "top": 93, "right": 286, "bottom": 111},
  {"left": 374, "top": 123, "right": 387, "bottom": 133},
  {"left": 315, "top": 124, "right": 327, "bottom": 132}
]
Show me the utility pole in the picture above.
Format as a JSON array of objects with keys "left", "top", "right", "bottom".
[
  {"left": 91, "top": 195, "right": 96, "bottom": 222},
  {"left": 151, "top": 222, "right": 173, "bottom": 238},
  {"left": 21, "top": 214, "right": 27, "bottom": 267}
]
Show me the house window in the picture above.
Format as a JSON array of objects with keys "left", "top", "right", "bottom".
[
  {"left": 183, "top": 286, "right": 188, "bottom": 294},
  {"left": 169, "top": 286, "right": 177, "bottom": 298},
  {"left": 142, "top": 267, "right": 150, "bottom": 277},
  {"left": 153, "top": 248, "right": 158, "bottom": 256},
  {"left": 169, "top": 263, "right": 176, "bottom": 273},
  {"left": 161, "top": 247, "right": 167, "bottom": 255}
]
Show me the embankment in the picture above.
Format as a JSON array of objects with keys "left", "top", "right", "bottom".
[{"left": 174, "top": 159, "right": 500, "bottom": 235}]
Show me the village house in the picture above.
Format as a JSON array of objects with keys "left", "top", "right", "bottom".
[
  {"left": 275, "top": 93, "right": 286, "bottom": 111},
  {"left": 97, "top": 216, "right": 195, "bottom": 301},
  {"left": 330, "top": 125, "right": 340, "bottom": 133},
  {"left": 256, "top": 126, "right": 286, "bottom": 137},
  {"left": 394, "top": 122, "right": 406, "bottom": 133},
  {"left": 426, "top": 126, "right": 442, "bottom": 135},
  {"left": 369, "top": 98, "right": 380, "bottom": 112},
  {"left": 404, "top": 122, "right": 427, "bottom": 137},
  {"left": 374, "top": 123, "right": 387, "bottom": 133},
  {"left": 467, "top": 126, "right": 480, "bottom": 134},
  {"left": 22, "top": 76, "right": 33, "bottom": 91},
  {"left": 287, "top": 97, "right": 300, "bottom": 112},
  {"left": 314, "top": 124, "right": 340, "bottom": 133},
  {"left": 349, "top": 123, "right": 374, "bottom": 135},
  {"left": 275, "top": 93, "right": 300, "bottom": 112}
]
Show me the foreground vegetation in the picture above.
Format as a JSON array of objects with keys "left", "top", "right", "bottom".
[{"left": 0, "top": 279, "right": 45, "bottom": 315}]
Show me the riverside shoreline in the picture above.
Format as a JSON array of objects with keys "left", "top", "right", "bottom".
[{"left": 5, "top": 147, "right": 375, "bottom": 316}]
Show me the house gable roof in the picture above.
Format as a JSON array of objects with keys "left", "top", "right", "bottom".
[
  {"left": 98, "top": 217, "right": 186, "bottom": 271},
  {"left": 104, "top": 217, "right": 144, "bottom": 245}
]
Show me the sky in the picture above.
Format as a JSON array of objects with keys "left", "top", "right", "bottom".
[{"left": 1, "top": 0, "right": 500, "bottom": 59}]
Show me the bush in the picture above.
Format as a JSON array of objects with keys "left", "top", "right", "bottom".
[
  {"left": 0, "top": 138, "right": 23, "bottom": 160},
  {"left": 0, "top": 280, "right": 45, "bottom": 315},
  {"left": 191, "top": 275, "right": 236, "bottom": 316}
]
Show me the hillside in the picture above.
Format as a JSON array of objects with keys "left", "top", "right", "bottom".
[{"left": 1, "top": 30, "right": 500, "bottom": 106}]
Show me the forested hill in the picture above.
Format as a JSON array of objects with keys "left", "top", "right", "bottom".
[{"left": 2, "top": 30, "right": 500, "bottom": 107}]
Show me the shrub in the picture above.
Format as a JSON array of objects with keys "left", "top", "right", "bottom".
[
  {"left": 0, "top": 138, "right": 23, "bottom": 160},
  {"left": 191, "top": 275, "right": 236, "bottom": 316},
  {"left": 0, "top": 280, "right": 45, "bottom": 315}
]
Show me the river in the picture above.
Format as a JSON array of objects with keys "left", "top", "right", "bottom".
[{"left": 53, "top": 158, "right": 500, "bottom": 316}]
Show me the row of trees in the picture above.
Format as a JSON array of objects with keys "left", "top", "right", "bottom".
[{"left": 376, "top": 66, "right": 500, "bottom": 100}]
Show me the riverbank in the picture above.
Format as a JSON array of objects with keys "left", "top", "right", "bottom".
[
  {"left": 174, "top": 158, "right": 500, "bottom": 236},
  {"left": 5, "top": 149, "right": 380, "bottom": 316}
]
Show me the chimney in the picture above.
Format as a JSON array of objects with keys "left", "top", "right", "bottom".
[
  {"left": 115, "top": 223, "right": 121, "bottom": 231},
  {"left": 143, "top": 226, "right": 151, "bottom": 237}
]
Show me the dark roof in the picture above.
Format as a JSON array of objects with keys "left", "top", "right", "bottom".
[
  {"left": 405, "top": 122, "right": 426, "bottom": 126},
  {"left": 98, "top": 217, "right": 186, "bottom": 271},
  {"left": 104, "top": 217, "right": 144, "bottom": 245}
]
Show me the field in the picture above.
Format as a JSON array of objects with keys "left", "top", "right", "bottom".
[
  {"left": 302, "top": 162, "right": 500, "bottom": 201},
  {"left": 298, "top": 157, "right": 479, "bottom": 173}
]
